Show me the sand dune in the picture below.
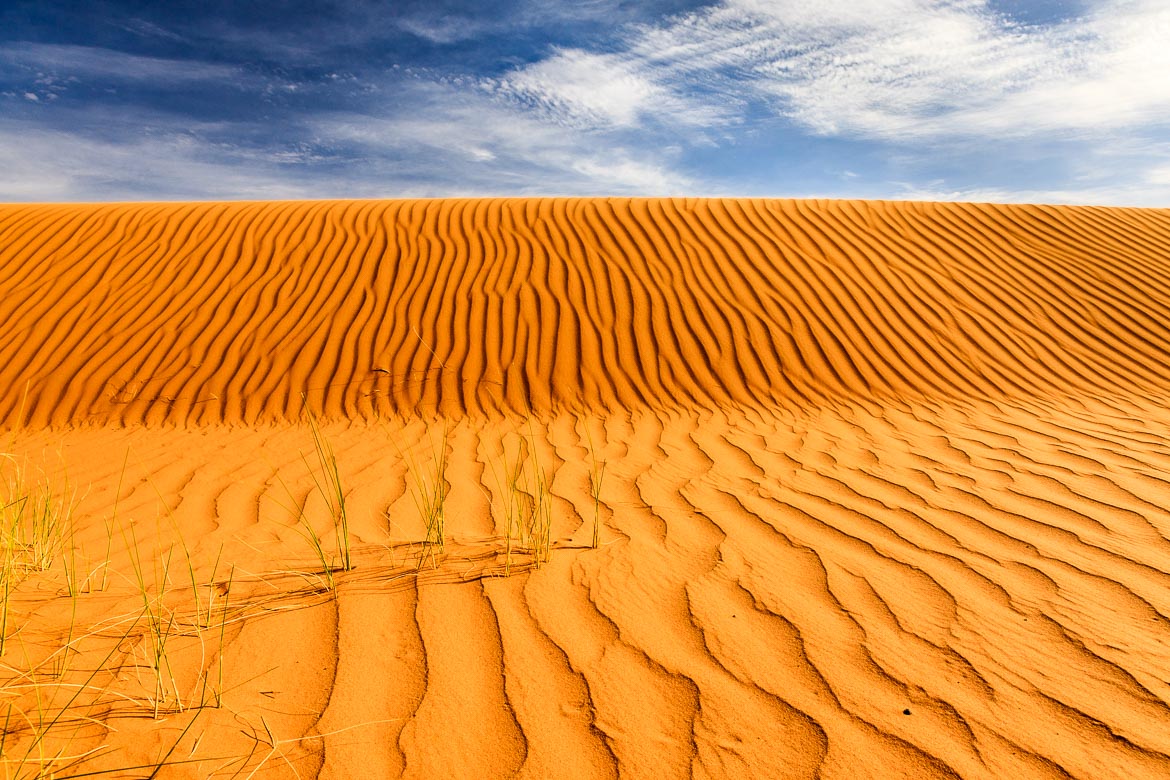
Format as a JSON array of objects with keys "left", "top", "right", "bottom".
[
  {"left": 3, "top": 199, "right": 1170, "bottom": 778},
  {"left": 3, "top": 199, "right": 1170, "bottom": 426}
]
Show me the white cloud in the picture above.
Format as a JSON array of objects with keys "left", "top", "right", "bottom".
[
  {"left": 0, "top": 80, "right": 696, "bottom": 201},
  {"left": 507, "top": 0, "right": 1170, "bottom": 142},
  {"left": 488, "top": 47, "right": 728, "bottom": 130},
  {"left": 1148, "top": 166, "right": 1170, "bottom": 186},
  {"left": 317, "top": 83, "right": 695, "bottom": 194},
  {"left": 891, "top": 181, "right": 1170, "bottom": 207},
  {"left": 4, "top": 1, "right": 1168, "bottom": 204},
  {"left": 888, "top": 138, "right": 1170, "bottom": 205},
  {"left": 468, "top": 0, "right": 1170, "bottom": 203},
  {"left": 0, "top": 121, "right": 317, "bottom": 202},
  {"left": 396, "top": 15, "right": 489, "bottom": 45},
  {"left": 0, "top": 42, "right": 245, "bottom": 86}
]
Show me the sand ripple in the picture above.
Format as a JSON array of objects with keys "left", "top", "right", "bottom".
[
  {"left": 3, "top": 199, "right": 1170, "bottom": 778},
  {"left": 3, "top": 199, "right": 1170, "bottom": 425}
]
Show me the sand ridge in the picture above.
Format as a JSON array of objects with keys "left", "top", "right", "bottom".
[
  {"left": 3, "top": 199, "right": 1170, "bottom": 778},
  {"left": 2, "top": 199, "right": 1170, "bottom": 426}
]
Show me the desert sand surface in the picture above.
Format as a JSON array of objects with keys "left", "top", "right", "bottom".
[{"left": 3, "top": 197, "right": 1170, "bottom": 778}]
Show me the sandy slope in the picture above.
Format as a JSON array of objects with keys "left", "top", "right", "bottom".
[
  {"left": 4, "top": 198, "right": 1170, "bottom": 425},
  {"left": 3, "top": 199, "right": 1170, "bottom": 778}
]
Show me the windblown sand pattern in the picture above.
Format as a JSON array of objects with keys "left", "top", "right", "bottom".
[
  {"left": 4, "top": 198, "right": 1170, "bottom": 425},
  {"left": 3, "top": 199, "right": 1170, "bottom": 778}
]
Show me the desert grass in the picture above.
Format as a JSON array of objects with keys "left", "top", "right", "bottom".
[
  {"left": 0, "top": 553, "right": 229, "bottom": 777},
  {"left": 584, "top": 425, "right": 606, "bottom": 550},
  {"left": 123, "top": 522, "right": 183, "bottom": 719},
  {"left": 0, "top": 444, "right": 385, "bottom": 777},
  {"left": 0, "top": 413, "right": 615, "bottom": 776},
  {"left": 0, "top": 453, "right": 78, "bottom": 656},
  {"left": 0, "top": 436, "right": 237, "bottom": 776},
  {"left": 272, "top": 403, "right": 355, "bottom": 591},
  {"left": 156, "top": 492, "right": 234, "bottom": 710},
  {"left": 523, "top": 420, "right": 554, "bottom": 568},
  {"left": 0, "top": 613, "right": 140, "bottom": 778},
  {"left": 498, "top": 445, "right": 522, "bottom": 576},
  {"left": 51, "top": 453, "right": 125, "bottom": 602},
  {"left": 1, "top": 510, "right": 237, "bottom": 776},
  {"left": 0, "top": 458, "right": 76, "bottom": 575},
  {"left": 0, "top": 521, "right": 14, "bottom": 658},
  {"left": 284, "top": 480, "right": 340, "bottom": 592},
  {"left": 33, "top": 480, "right": 236, "bottom": 721},
  {"left": 1, "top": 629, "right": 221, "bottom": 778},
  {"left": 211, "top": 564, "right": 233, "bottom": 708},
  {"left": 485, "top": 436, "right": 524, "bottom": 576},
  {"left": 0, "top": 550, "right": 11, "bottom": 661},
  {"left": 305, "top": 407, "right": 352, "bottom": 574},
  {"left": 485, "top": 422, "right": 558, "bottom": 572},
  {"left": 398, "top": 420, "right": 451, "bottom": 571},
  {"left": 235, "top": 713, "right": 405, "bottom": 779}
]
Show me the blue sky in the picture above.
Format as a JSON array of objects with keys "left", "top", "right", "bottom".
[{"left": 2, "top": 0, "right": 1168, "bottom": 204}]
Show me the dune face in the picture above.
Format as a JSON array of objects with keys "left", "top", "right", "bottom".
[
  {"left": 4, "top": 198, "right": 1170, "bottom": 778},
  {"left": 2, "top": 198, "right": 1170, "bottom": 426}
]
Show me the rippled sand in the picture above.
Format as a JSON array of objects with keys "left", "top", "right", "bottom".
[{"left": 3, "top": 198, "right": 1170, "bottom": 778}]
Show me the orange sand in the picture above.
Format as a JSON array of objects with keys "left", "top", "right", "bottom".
[{"left": 2, "top": 198, "right": 1170, "bottom": 778}]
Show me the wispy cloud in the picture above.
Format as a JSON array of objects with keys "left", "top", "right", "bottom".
[
  {"left": 0, "top": 78, "right": 694, "bottom": 202},
  {"left": 1, "top": 42, "right": 245, "bottom": 88},
  {"left": 0, "top": 121, "right": 313, "bottom": 201},
  {"left": 892, "top": 180, "right": 1170, "bottom": 207},
  {"left": 490, "top": 0, "right": 1170, "bottom": 141},
  {"left": 316, "top": 82, "right": 695, "bottom": 193},
  {"left": 489, "top": 46, "right": 742, "bottom": 137},
  {"left": 1, "top": 1, "right": 1167, "bottom": 204},
  {"left": 473, "top": 0, "right": 1170, "bottom": 203},
  {"left": 396, "top": 15, "right": 491, "bottom": 45}
]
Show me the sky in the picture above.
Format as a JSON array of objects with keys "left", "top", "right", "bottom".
[{"left": 1, "top": 0, "right": 1169, "bottom": 205}]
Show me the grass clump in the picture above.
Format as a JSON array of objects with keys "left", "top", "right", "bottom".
[
  {"left": 400, "top": 421, "right": 450, "bottom": 571},
  {"left": 123, "top": 524, "right": 183, "bottom": 719},
  {"left": 0, "top": 457, "right": 75, "bottom": 575},
  {"left": 488, "top": 422, "right": 555, "bottom": 572},
  {"left": 0, "top": 604, "right": 226, "bottom": 778},
  {"left": 305, "top": 408, "right": 352, "bottom": 574},
  {"left": 1, "top": 454, "right": 77, "bottom": 656},
  {"left": 119, "top": 492, "right": 235, "bottom": 718},
  {"left": 584, "top": 426, "right": 606, "bottom": 550},
  {"left": 277, "top": 399, "right": 354, "bottom": 590},
  {"left": 0, "top": 613, "right": 142, "bottom": 777},
  {"left": 527, "top": 424, "right": 553, "bottom": 568}
]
